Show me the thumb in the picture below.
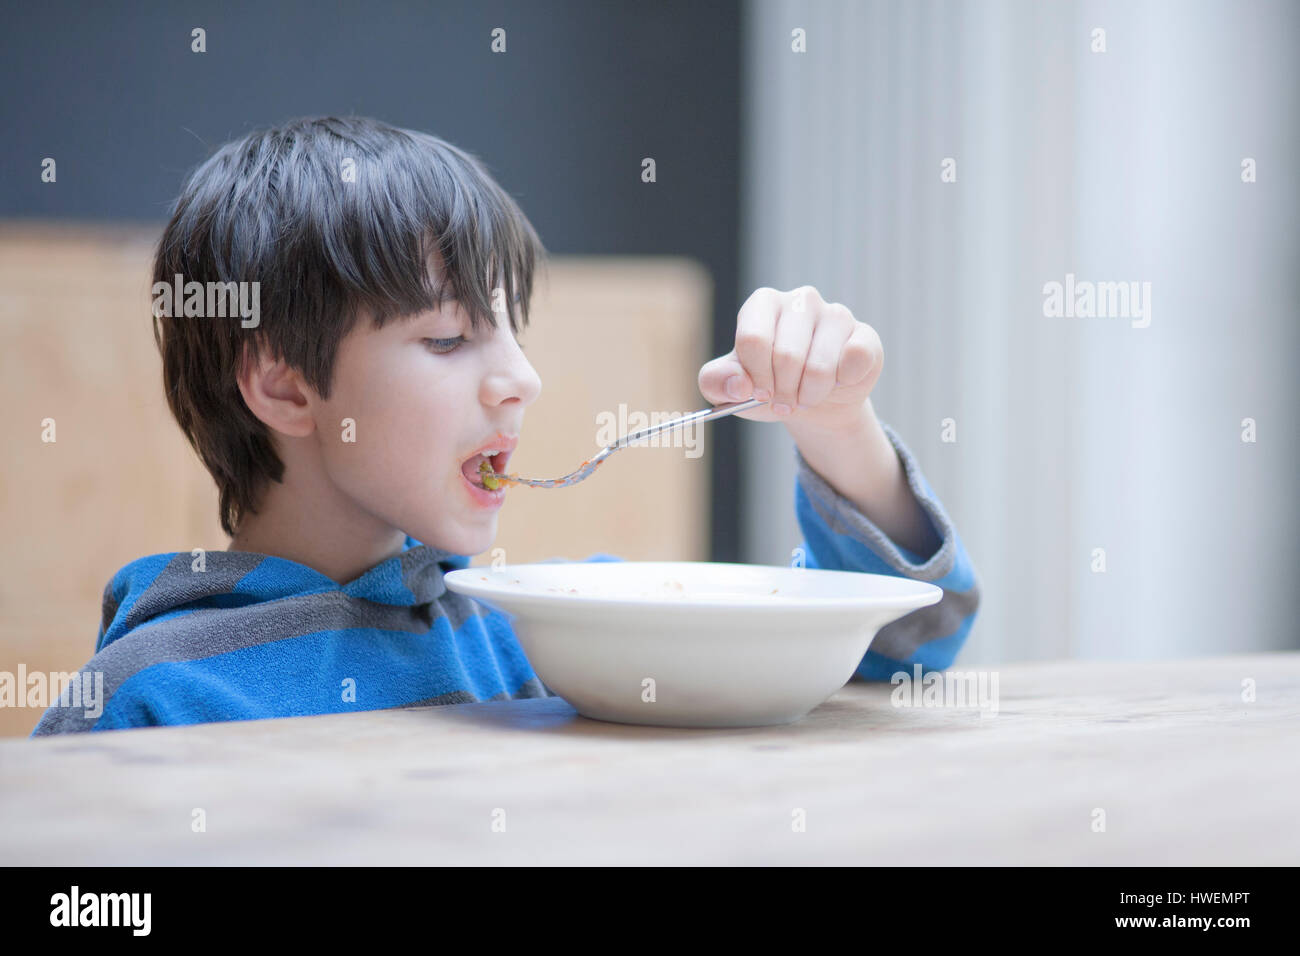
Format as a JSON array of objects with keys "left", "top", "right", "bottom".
[{"left": 698, "top": 352, "right": 753, "bottom": 405}]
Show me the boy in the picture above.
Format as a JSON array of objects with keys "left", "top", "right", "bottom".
[{"left": 32, "top": 116, "right": 980, "bottom": 735}]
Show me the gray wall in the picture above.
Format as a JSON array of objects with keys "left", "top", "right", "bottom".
[
  {"left": 0, "top": 0, "right": 747, "bottom": 560},
  {"left": 743, "top": 0, "right": 1300, "bottom": 662}
]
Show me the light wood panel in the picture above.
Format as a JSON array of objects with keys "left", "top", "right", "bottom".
[
  {"left": 474, "top": 256, "right": 713, "bottom": 568},
  {"left": 0, "top": 222, "right": 713, "bottom": 736}
]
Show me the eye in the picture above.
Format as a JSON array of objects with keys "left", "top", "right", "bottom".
[{"left": 423, "top": 336, "right": 466, "bottom": 354}]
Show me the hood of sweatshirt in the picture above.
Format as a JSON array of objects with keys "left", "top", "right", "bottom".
[{"left": 93, "top": 536, "right": 467, "bottom": 654}]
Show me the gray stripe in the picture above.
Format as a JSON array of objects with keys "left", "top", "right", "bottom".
[
  {"left": 110, "top": 551, "right": 268, "bottom": 640},
  {"left": 869, "top": 577, "right": 982, "bottom": 661},
  {"left": 795, "top": 421, "right": 957, "bottom": 582},
  {"left": 99, "top": 579, "right": 122, "bottom": 648},
  {"left": 390, "top": 676, "right": 553, "bottom": 711},
  {"left": 398, "top": 544, "right": 463, "bottom": 603},
  {"left": 31, "top": 695, "right": 103, "bottom": 735},
  {"left": 508, "top": 676, "right": 554, "bottom": 699},
  {"left": 390, "top": 689, "right": 478, "bottom": 708}
]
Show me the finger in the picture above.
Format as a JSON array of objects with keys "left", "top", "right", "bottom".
[
  {"left": 734, "top": 288, "right": 780, "bottom": 403},
  {"left": 836, "top": 322, "right": 882, "bottom": 388},
  {"left": 697, "top": 351, "right": 753, "bottom": 405},
  {"left": 770, "top": 301, "right": 814, "bottom": 414},
  {"left": 798, "top": 305, "right": 855, "bottom": 408}
]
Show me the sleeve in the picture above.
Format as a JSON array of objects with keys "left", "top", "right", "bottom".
[
  {"left": 793, "top": 421, "right": 981, "bottom": 681},
  {"left": 539, "top": 554, "right": 624, "bottom": 564}
]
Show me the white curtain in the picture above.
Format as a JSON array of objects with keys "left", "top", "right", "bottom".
[{"left": 741, "top": 0, "right": 1300, "bottom": 664}]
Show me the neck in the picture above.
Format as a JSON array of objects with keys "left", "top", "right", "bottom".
[{"left": 228, "top": 440, "right": 406, "bottom": 585}]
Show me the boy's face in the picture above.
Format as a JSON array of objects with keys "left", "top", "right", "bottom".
[{"left": 309, "top": 293, "right": 541, "bottom": 557}]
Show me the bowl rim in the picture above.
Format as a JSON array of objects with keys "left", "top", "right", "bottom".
[{"left": 444, "top": 560, "right": 944, "bottom": 613}]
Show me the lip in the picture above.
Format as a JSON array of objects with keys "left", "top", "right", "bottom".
[
  {"left": 463, "top": 433, "right": 519, "bottom": 474},
  {"left": 460, "top": 468, "right": 507, "bottom": 509},
  {"left": 460, "top": 433, "right": 518, "bottom": 509}
]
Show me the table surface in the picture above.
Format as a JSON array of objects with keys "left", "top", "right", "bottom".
[{"left": 2, "top": 653, "right": 1296, "bottom": 865}]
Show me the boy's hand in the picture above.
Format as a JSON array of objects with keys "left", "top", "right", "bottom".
[
  {"left": 698, "top": 285, "right": 939, "bottom": 556},
  {"left": 698, "top": 286, "right": 882, "bottom": 432}
]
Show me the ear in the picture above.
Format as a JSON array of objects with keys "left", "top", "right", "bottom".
[{"left": 235, "top": 340, "right": 317, "bottom": 438}]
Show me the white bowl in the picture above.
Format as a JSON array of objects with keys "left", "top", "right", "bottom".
[{"left": 444, "top": 561, "right": 943, "bottom": 728}]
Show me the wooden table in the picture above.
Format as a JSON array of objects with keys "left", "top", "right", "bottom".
[{"left": 2, "top": 653, "right": 1296, "bottom": 865}]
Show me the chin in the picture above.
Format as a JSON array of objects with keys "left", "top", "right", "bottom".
[{"left": 418, "top": 518, "right": 497, "bottom": 557}]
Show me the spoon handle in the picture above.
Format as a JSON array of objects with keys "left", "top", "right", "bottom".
[{"left": 614, "top": 397, "right": 767, "bottom": 449}]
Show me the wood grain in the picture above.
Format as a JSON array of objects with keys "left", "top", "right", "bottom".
[{"left": 2, "top": 653, "right": 1294, "bottom": 865}]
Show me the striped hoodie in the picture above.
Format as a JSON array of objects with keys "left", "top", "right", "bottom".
[{"left": 32, "top": 423, "right": 980, "bottom": 734}]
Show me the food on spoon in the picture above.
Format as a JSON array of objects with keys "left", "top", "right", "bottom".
[
  {"left": 477, "top": 458, "right": 524, "bottom": 488},
  {"left": 478, "top": 458, "right": 503, "bottom": 490}
]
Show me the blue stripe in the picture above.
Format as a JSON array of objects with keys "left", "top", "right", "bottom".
[
  {"left": 96, "top": 553, "right": 173, "bottom": 652},
  {"left": 232, "top": 557, "right": 334, "bottom": 600}
]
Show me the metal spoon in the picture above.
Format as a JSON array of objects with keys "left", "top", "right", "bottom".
[{"left": 487, "top": 397, "right": 768, "bottom": 489}]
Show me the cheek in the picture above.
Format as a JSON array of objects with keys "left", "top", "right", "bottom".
[{"left": 316, "top": 346, "right": 457, "bottom": 505}]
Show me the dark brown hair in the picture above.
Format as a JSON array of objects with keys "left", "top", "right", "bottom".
[{"left": 151, "top": 116, "right": 546, "bottom": 536}]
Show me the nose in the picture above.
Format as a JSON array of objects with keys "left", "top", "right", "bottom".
[{"left": 482, "top": 320, "right": 542, "bottom": 408}]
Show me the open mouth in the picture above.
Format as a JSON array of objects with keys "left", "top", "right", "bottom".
[{"left": 461, "top": 447, "right": 512, "bottom": 489}]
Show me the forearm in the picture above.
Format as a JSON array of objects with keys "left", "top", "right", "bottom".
[{"left": 785, "top": 398, "right": 941, "bottom": 557}]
